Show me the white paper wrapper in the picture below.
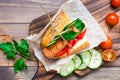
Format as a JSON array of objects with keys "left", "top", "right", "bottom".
[{"left": 27, "top": 0, "right": 107, "bottom": 73}]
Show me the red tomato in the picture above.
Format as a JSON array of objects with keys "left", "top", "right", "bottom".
[
  {"left": 76, "top": 29, "right": 86, "bottom": 39},
  {"left": 55, "top": 48, "right": 68, "bottom": 57},
  {"left": 55, "top": 40, "right": 75, "bottom": 57},
  {"left": 111, "top": 0, "right": 120, "bottom": 8},
  {"left": 106, "top": 13, "right": 119, "bottom": 26},
  {"left": 100, "top": 36, "right": 113, "bottom": 49},
  {"left": 68, "top": 40, "right": 75, "bottom": 47},
  {"left": 74, "top": 38, "right": 78, "bottom": 43},
  {"left": 102, "top": 49, "right": 117, "bottom": 61},
  {"left": 55, "top": 29, "right": 87, "bottom": 57}
]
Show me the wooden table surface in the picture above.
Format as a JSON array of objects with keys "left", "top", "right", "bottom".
[{"left": 0, "top": 0, "right": 120, "bottom": 80}]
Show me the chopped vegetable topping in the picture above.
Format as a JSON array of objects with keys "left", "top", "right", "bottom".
[{"left": 47, "top": 18, "right": 85, "bottom": 47}]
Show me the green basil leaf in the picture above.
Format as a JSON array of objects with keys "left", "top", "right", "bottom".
[
  {"left": 7, "top": 53, "right": 16, "bottom": 60},
  {"left": 63, "top": 18, "right": 78, "bottom": 30},
  {"left": 13, "top": 40, "right": 19, "bottom": 51},
  {"left": 14, "top": 58, "right": 27, "bottom": 74},
  {"left": 19, "top": 39, "right": 30, "bottom": 59},
  {"left": 20, "top": 39, "right": 29, "bottom": 50},
  {"left": 19, "top": 48, "right": 29, "bottom": 57},
  {"left": 62, "top": 31, "right": 78, "bottom": 41},
  {"left": 0, "top": 42, "right": 17, "bottom": 54},
  {"left": 75, "top": 19, "right": 85, "bottom": 31}
]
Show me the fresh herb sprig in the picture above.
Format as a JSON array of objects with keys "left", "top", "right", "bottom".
[{"left": 0, "top": 39, "right": 32, "bottom": 73}]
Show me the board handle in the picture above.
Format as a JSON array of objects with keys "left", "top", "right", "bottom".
[
  {"left": 32, "top": 62, "right": 57, "bottom": 80},
  {"left": 33, "top": 70, "right": 57, "bottom": 80},
  {"left": 75, "top": 68, "right": 91, "bottom": 76}
]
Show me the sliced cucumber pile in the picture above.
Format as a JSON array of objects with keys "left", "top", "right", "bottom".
[
  {"left": 59, "top": 59, "right": 75, "bottom": 77},
  {"left": 72, "top": 55, "right": 82, "bottom": 70},
  {"left": 88, "top": 49, "right": 102, "bottom": 69},
  {"left": 59, "top": 48, "right": 102, "bottom": 77},
  {"left": 77, "top": 50, "right": 91, "bottom": 70}
]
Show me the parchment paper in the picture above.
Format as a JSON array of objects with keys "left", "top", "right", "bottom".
[{"left": 27, "top": 0, "right": 107, "bottom": 73}]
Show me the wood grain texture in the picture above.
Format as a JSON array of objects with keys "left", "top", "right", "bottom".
[
  {"left": 29, "top": 0, "right": 120, "bottom": 80},
  {"left": 0, "top": 0, "right": 66, "bottom": 23},
  {"left": 52, "top": 67, "right": 120, "bottom": 80},
  {"left": 0, "top": 0, "right": 120, "bottom": 80},
  {"left": 0, "top": 24, "right": 37, "bottom": 66},
  {"left": 0, "top": 66, "right": 37, "bottom": 80}
]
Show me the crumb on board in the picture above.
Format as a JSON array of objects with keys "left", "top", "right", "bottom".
[{"left": 0, "top": 34, "right": 12, "bottom": 43}]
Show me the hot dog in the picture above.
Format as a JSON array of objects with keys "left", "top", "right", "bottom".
[{"left": 41, "top": 10, "right": 89, "bottom": 59}]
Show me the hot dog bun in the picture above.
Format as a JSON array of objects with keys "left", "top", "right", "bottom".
[
  {"left": 43, "top": 37, "right": 89, "bottom": 59},
  {"left": 41, "top": 10, "right": 71, "bottom": 48},
  {"left": 41, "top": 10, "right": 89, "bottom": 59}
]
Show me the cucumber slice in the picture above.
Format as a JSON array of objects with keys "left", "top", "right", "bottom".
[
  {"left": 72, "top": 55, "right": 82, "bottom": 70},
  {"left": 77, "top": 50, "right": 91, "bottom": 70},
  {"left": 88, "top": 49, "right": 102, "bottom": 69},
  {"left": 59, "top": 59, "right": 75, "bottom": 77}
]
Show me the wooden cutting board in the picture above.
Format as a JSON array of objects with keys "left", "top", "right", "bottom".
[{"left": 29, "top": 0, "right": 120, "bottom": 80}]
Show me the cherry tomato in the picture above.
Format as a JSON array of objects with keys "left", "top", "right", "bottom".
[
  {"left": 106, "top": 13, "right": 119, "bottom": 26},
  {"left": 100, "top": 36, "right": 113, "bottom": 49},
  {"left": 111, "top": 0, "right": 120, "bottom": 8},
  {"left": 102, "top": 49, "right": 117, "bottom": 61}
]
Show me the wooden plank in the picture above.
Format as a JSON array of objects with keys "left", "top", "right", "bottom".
[
  {"left": 0, "top": 0, "right": 118, "bottom": 23},
  {"left": 0, "top": 66, "right": 37, "bottom": 80},
  {"left": 0, "top": 24, "right": 29, "bottom": 40},
  {"left": 52, "top": 67, "right": 120, "bottom": 80},
  {"left": 0, "top": 0, "right": 119, "bottom": 23},
  {"left": 0, "top": 0, "right": 120, "bottom": 80},
  {"left": 0, "top": 24, "right": 37, "bottom": 66},
  {"left": 1, "top": 66, "right": 120, "bottom": 80},
  {"left": 0, "top": 0, "right": 66, "bottom": 23},
  {"left": 83, "top": 0, "right": 120, "bottom": 22}
]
